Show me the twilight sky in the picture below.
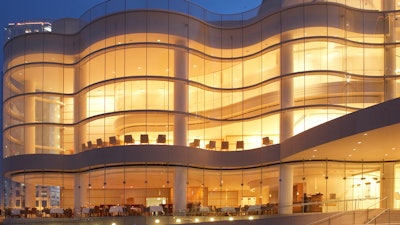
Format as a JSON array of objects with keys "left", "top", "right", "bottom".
[{"left": 0, "top": 0, "right": 262, "bottom": 68}]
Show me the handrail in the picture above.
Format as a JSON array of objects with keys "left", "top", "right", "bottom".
[
  {"left": 364, "top": 196, "right": 389, "bottom": 225},
  {"left": 307, "top": 197, "right": 388, "bottom": 225},
  {"left": 365, "top": 208, "right": 389, "bottom": 225}
]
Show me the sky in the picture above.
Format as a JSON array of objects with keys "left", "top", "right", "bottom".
[{"left": 0, "top": 0, "right": 262, "bottom": 68}]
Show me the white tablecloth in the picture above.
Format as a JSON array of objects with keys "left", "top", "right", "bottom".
[
  {"left": 221, "top": 207, "right": 236, "bottom": 213},
  {"left": 11, "top": 209, "right": 20, "bottom": 215},
  {"left": 149, "top": 206, "right": 164, "bottom": 215},
  {"left": 247, "top": 205, "right": 261, "bottom": 213},
  {"left": 199, "top": 206, "right": 210, "bottom": 212},
  {"left": 50, "top": 208, "right": 64, "bottom": 214},
  {"left": 82, "top": 208, "right": 91, "bottom": 214},
  {"left": 109, "top": 206, "right": 124, "bottom": 215}
]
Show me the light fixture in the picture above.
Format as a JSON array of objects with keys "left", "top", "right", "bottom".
[{"left": 155, "top": 219, "right": 160, "bottom": 224}]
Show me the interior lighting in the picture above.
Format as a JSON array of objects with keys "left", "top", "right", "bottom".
[
  {"left": 194, "top": 218, "right": 199, "bottom": 223},
  {"left": 249, "top": 216, "right": 254, "bottom": 220},
  {"left": 155, "top": 219, "right": 160, "bottom": 223},
  {"left": 229, "top": 217, "right": 234, "bottom": 221},
  {"left": 210, "top": 217, "right": 215, "bottom": 222},
  {"left": 357, "top": 141, "right": 362, "bottom": 144},
  {"left": 111, "top": 223, "right": 116, "bottom": 225},
  {"left": 176, "top": 218, "right": 181, "bottom": 223}
]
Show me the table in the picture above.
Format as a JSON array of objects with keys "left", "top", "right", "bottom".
[
  {"left": 50, "top": 208, "right": 64, "bottom": 217},
  {"left": 247, "top": 205, "right": 261, "bottom": 214},
  {"left": 109, "top": 206, "right": 125, "bottom": 216},
  {"left": 149, "top": 206, "right": 164, "bottom": 215},
  {"left": 199, "top": 206, "right": 210, "bottom": 212},
  {"left": 11, "top": 209, "right": 21, "bottom": 216},
  {"left": 82, "top": 207, "right": 92, "bottom": 216},
  {"left": 220, "top": 207, "right": 236, "bottom": 215}
]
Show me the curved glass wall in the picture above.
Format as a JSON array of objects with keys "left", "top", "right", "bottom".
[
  {"left": 4, "top": 3, "right": 400, "bottom": 155},
  {"left": 3, "top": 161, "right": 389, "bottom": 214},
  {"left": 3, "top": 0, "right": 400, "bottom": 221}
]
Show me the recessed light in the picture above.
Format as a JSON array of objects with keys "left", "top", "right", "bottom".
[
  {"left": 313, "top": 149, "right": 317, "bottom": 152},
  {"left": 352, "top": 148, "right": 356, "bottom": 151},
  {"left": 392, "top": 147, "right": 396, "bottom": 150},
  {"left": 363, "top": 133, "right": 368, "bottom": 136},
  {"left": 157, "top": 39, "right": 161, "bottom": 42},
  {"left": 357, "top": 141, "right": 362, "bottom": 144},
  {"left": 348, "top": 154, "right": 352, "bottom": 157}
]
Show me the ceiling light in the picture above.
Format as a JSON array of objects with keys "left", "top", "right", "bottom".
[{"left": 357, "top": 141, "right": 362, "bottom": 144}]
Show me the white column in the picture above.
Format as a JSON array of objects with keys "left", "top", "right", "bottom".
[
  {"left": 279, "top": 164, "right": 293, "bottom": 214},
  {"left": 73, "top": 174, "right": 89, "bottom": 217},
  {"left": 24, "top": 80, "right": 36, "bottom": 154},
  {"left": 381, "top": 162, "right": 395, "bottom": 209},
  {"left": 24, "top": 183, "right": 36, "bottom": 208},
  {"left": 73, "top": 67, "right": 87, "bottom": 153},
  {"left": 173, "top": 40, "right": 188, "bottom": 215},
  {"left": 384, "top": 0, "right": 396, "bottom": 101},
  {"left": 280, "top": 38, "right": 294, "bottom": 142},
  {"left": 174, "top": 167, "right": 187, "bottom": 215}
]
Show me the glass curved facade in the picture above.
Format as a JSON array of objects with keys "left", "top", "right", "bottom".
[{"left": 2, "top": 0, "right": 400, "bottom": 221}]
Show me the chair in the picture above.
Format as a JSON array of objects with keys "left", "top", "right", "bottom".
[
  {"left": 221, "top": 141, "right": 229, "bottom": 150},
  {"left": 109, "top": 136, "right": 118, "bottom": 145},
  {"left": 96, "top": 138, "right": 103, "bottom": 147},
  {"left": 206, "top": 140, "right": 216, "bottom": 149},
  {"left": 157, "top": 134, "right": 166, "bottom": 144},
  {"left": 236, "top": 140, "right": 244, "bottom": 150},
  {"left": 263, "top": 137, "right": 272, "bottom": 145},
  {"left": 140, "top": 134, "right": 149, "bottom": 144},
  {"left": 87, "top": 141, "right": 94, "bottom": 149},
  {"left": 193, "top": 139, "right": 200, "bottom": 148},
  {"left": 124, "top": 135, "right": 134, "bottom": 144}
]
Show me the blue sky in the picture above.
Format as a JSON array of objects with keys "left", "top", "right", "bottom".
[{"left": 0, "top": 0, "right": 262, "bottom": 68}]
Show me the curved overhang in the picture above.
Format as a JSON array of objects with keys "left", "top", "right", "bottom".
[
  {"left": 282, "top": 97, "right": 400, "bottom": 162},
  {"left": 2, "top": 144, "right": 280, "bottom": 176}
]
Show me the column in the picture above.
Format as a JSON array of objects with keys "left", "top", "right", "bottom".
[
  {"left": 280, "top": 37, "right": 294, "bottom": 142},
  {"left": 381, "top": 162, "right": 395, "bottom": 209},
  {"left": 279, "top": 164, "right": 293, "bottom": 214},
  {"left": 24, "top": 183, "right": 36, "bottom": 208},
  {"left": 73, "top": 173, "right": 89, "bottom": 217},
  {"left": 24, "top": 80, "right": 36, "bottom": 154},
  {"left": 173, "top": 39, "right": 188, "bottom": 215},
  {"left": 73, "top": 67, "right": 87, "bottom": 153},
  {"left": 384, "top": 0, "right": 396, "bottom": 101}
]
